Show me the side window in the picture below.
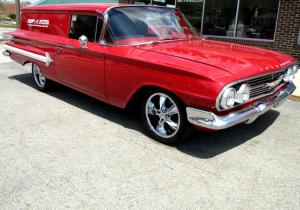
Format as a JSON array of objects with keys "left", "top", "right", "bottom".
[
  {"left": 69, "top": 14, "right": 103, "bottom": 42},
  {"left": 95, "top": 17, "right": 103, "bottom": 41}
]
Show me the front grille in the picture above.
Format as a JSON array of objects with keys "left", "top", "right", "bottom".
[
  {"left": 246, "top": 70, "right": 286, "bottom": 99},
  {"left": 216, "top": 65, "right": 294, "bottom": 111}
]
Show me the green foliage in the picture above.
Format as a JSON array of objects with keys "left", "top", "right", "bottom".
[
  {"left": 0, "top": 23, "right": 17, "bottom": 28},
  {"left": 8, "top": 13, "right": 16, "bottom": 20},
  {"left": 0, "top": 1, "right": 4, "bottom": 10}
]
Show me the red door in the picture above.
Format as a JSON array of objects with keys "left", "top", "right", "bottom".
[
  {"left": 54, "top": 14, "right": 106, "bottom": 101},
  {"left": 54, "top": 41, "right": 106, "bottom": 100}
]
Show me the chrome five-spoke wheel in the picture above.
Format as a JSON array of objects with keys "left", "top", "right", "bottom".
[
  {"left": 146, "top": 93, "right": 180, "bottom": 138},
  {"left": 32, "top": 63, "right": 48, "bottom": 90},
  {"left": 141, "top": 90, "right": 189, "bottom": 144}
]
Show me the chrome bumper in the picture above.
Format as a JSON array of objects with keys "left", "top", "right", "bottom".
[{"left": 186, "top": 82, "right": 296, "bottom": 130}]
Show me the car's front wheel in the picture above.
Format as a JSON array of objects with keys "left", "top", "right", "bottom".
[
  {"left": 32, "top": 63, "right": 49, "bottom": 91},
  {"left": 141, "top": 89, "right": 190, "bottom": 144}
]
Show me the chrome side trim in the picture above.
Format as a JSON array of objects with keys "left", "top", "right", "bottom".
[
  {"left": 3, "top": 44, "right": 53, "bottom": 67},
  {"left": 187, "top": 82, "right": 296, "bottom": 130},
  {"left": 2, "top": 50, "right": 10, "bottom": 56}
]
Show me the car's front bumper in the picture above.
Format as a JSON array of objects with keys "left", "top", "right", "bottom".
[{"left": 186, "top": 82, "right": 296, "bottom": 130}]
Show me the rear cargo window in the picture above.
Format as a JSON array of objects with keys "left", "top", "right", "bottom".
[{"left": 69, "top": 14, "right": 103, "bottom": 42}]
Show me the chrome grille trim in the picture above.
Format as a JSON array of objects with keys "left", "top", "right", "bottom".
[
  {"left": 248, "top": 71, "right": 286, "bottom": 98},
  {"left": 249, "top": 83, "right": 286, "bottom": 101},
  {"left": 216, "top": 62, "right": 299, "bottom": 111}
]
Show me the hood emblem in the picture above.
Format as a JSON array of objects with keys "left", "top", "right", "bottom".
[{"left": 265, "top": 75, "right": 283, "bottom": 90}]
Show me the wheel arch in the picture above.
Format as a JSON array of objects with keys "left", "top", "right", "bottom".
[
  {"left": 125, "top": 84, "right": 185, "bottom": 109},
  {"left": 23, "top": 60, "right": 32, "bottom": 66}
]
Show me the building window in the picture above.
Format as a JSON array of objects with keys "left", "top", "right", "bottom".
[
  {"left": 177, "top": 1, "right": 204, "bottom": 35},
  {"left": 202, "top": 0, "right": 279, "bottom": 40},
  {"left": 134, "top": 0, "right": 151, "bottom": 5},
  {"left": 237, "top": 0, "right": 279, "bottom": 40},
  {"left": 203, "top": 0, "right": 238, "bottom": 37},
  {"left": 152, "top": 0, "right": 176, "bottom": 7}
]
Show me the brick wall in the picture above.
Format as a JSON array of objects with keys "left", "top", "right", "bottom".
[
  {"left": 273, "top": 0, "right": 300, "bottom": 60},
  {"left": 0, "top": 3, "right": 16, "bottom": 16},
  {"left": 209, "top": 0, "right": 300, "bottom": 60},
  {"left": 0, "top": 3, "right": 27, "bottom": 16}
]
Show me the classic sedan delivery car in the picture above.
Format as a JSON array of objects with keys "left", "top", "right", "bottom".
[{"left": 3, "top": 4, "right": 299, "bottom": 144}]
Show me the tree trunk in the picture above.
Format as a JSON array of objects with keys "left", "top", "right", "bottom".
[{"left": 16, "top": 0, "right": 21, "bottom": 28}]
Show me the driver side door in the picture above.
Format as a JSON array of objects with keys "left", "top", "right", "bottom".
[{"left": 55, "top": 13, "right": 106, "bottom": 101}]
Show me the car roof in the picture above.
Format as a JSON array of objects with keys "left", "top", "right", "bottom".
[{"left": 22, "top": 3, "right": 134, "bottom": 13}]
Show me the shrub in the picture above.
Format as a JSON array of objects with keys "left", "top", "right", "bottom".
[{"left": 8, "top": 13, "right": 16, "bottom": 20}]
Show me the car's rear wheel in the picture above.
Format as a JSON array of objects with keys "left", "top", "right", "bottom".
[
  {"left": 32, "top": 63, "right": 49, "bottom": 91},
  {"left": 141, "top": 89, "right": 190, "bottom": 144}
]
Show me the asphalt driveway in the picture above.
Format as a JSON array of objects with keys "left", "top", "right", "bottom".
[{"left": 0, "top": 62, "right": 300, "bottom": 209}]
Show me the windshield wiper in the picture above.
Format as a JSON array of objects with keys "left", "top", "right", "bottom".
[
  {"left": 151, "top": 37, "right": 182, "bottom": 45},
  {"left": 150, "top": 36, "right": 199, "bottom": 45}
]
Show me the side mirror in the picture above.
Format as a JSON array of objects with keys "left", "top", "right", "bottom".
[{"left": 79, "top": 35, "right": 88, "bottom": 48}]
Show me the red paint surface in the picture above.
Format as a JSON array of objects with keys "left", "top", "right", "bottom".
[
  {"left": 21, "top": 12, "right": 70, "bottom": 37},
  {"left": 22, "top": 3, "right": 125, "bottom": 13},
  {"left": 6, "top": 4, "right": 298, "bottom": 113}
]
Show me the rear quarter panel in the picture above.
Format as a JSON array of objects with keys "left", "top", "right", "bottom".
[
  {"left": 7, "top": 10, "right": 71, "bottom": 80},
  {"left": 21, "top": 10, "right": 70, "bottom": 37}
]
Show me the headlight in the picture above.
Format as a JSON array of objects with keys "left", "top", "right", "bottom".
[
  {"left": 220, "top": 88, "right": 236, "bottom": 109},
  {"left": 284, "top": 65, "right": 298, "bottom": 82},
  {"left": 292, "top": 65, "right": 298, "bottom": 74},
  {"left": 236, "top": 84, "right": 251, "bottom": 104}
]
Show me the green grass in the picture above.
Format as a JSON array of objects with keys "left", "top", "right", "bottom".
[{"left": 0, "top": 24, "right": 17, "bottom": 28}]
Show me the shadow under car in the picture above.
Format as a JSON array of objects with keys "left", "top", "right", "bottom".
[{"left": 9, "top": 73, "right": 280, "bottom": 159}]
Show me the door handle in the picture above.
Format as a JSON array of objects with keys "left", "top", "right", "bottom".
[{"left": 56, "top": 47, "right": 63, "bottom": 54}]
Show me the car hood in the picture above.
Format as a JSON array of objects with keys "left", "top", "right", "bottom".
[{"left": 137, "top": 39, "right": 296, "bottom": 79}]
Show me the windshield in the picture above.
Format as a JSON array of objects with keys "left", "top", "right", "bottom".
[{"left": 104, "top": 6, "right": 197, "bottom": 45}]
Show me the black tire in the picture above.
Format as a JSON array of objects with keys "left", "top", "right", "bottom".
[
  {"left": 140, "top": 89, "right": 190, "bottom": 145},
  {"left": 32, "top": 63, "right": 49, "bottom": 91}
]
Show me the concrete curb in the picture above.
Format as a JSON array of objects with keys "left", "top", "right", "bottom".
[
  {"left": 289, "top": 95, "right": 300, "bottom": 102},
  {"left": 292, "top": 72, "right": 300, "bottom": 97}
]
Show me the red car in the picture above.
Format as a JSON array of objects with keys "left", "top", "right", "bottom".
[{"left": 3, "top": 4, "right": 299, "bottom": 144}]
